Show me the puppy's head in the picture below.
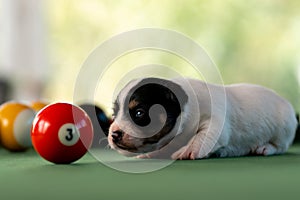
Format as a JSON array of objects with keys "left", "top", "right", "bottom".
[{"left": 108, "top": 78, "right": 188, "bottom": 156}]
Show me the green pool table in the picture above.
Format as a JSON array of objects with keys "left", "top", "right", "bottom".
[{"left": 1, "top": 144, "right": 300, "bottom": 200}]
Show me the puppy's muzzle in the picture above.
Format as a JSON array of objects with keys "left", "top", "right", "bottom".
[
  {"left": 111, "top": 130, "right": 123, "bottom": 143},
  {"left": 110, "top": 124, "right": 123, "bottom": 143}
]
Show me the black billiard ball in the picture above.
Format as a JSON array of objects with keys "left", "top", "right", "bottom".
[{"left": 79, "top": 103, "right": 112, "bottom": 148}]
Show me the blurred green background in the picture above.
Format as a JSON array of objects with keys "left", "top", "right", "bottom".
[{"left": 1, "top": 0, "right": 300, "bottom": 114}]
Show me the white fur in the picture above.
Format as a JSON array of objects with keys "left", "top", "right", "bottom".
[
  {"left": 109, "top": 78, "right": 298, "bottom": 159},
  {"left": 171, "top": 79, "right": 297, "bottom": 159}
]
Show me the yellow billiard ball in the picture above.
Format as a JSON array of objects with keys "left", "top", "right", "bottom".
[
  {"left": 0, "top": 102, "right": 36, "bottom": 151},
  {"left": 30, "top": 101, "right": 48, "bottom": 112}
]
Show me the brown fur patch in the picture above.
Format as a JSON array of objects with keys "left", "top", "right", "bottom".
[{"left": 128, "top": 99, "right": 139, "bottom": 110}]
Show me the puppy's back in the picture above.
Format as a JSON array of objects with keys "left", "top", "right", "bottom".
[{"left": 225, "top": 83, "right": 297, "bottom": 153}]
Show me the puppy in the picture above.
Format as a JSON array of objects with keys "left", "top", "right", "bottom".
[{"left": 108, "top": 77, "right": 298, "bottom": 159}]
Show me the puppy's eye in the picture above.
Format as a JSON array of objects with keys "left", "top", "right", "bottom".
[{"left": 135, "top": 109, "right": 145, "bottom": 118}]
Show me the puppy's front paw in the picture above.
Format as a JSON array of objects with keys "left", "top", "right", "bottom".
[
  {"left": 171, "top": 144, "right": 201, "bottom": 160},
  {"left": 171, "top": 133, "right": 212, "bottom": 160}
]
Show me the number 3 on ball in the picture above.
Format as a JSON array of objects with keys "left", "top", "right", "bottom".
[{"left": 58, "top": 123, "right": 80, "bottom": 146}]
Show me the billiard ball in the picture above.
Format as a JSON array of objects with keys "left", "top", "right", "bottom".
[
  {"left": 79, "top": 103, "right": 112, "bottom": 148},
  {"left": 30, "top": 101, "right": 48, "bottom": 112},
  {"left": 31, "top": 102, "right": 94, "bottom": 164},
  {"left": 0, "top": 101, "right": 36, "bottom": 151}
]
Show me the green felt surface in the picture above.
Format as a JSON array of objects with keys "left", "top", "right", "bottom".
[{"left": 1, "top": 145, "right": 300, "bottom": 200}]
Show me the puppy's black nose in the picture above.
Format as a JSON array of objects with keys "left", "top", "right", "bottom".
[{"left": 111, "top": 130, "right": 123, "bottom": 143}]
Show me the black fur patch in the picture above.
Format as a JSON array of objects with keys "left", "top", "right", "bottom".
[{"left": 128, "top": 82, "right": 187, "bottom": 144}]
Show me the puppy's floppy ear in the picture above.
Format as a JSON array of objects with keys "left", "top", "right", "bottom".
[
  {"left": 135, "top": 77, "right": 189, "bottom": 107},
  {"left": 164, "top": 80, "right": 188, "bottom": 106},
  {"left": 165, "top": 92, "right": 176, "bottom": 102}
]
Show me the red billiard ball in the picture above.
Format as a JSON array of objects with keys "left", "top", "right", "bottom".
[{"left": 31, "top": 102, "right": 94, "bottom": 164}]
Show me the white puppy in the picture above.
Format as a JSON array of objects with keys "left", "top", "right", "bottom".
[{"left": 108, "top": 77, "right": 298, "bottom": 159}]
